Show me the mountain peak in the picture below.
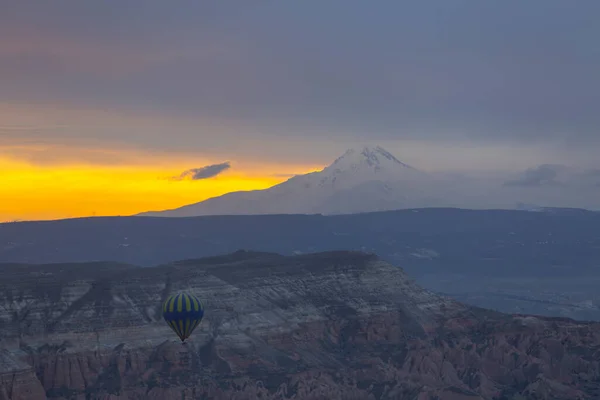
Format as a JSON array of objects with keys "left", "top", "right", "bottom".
[{"left": 330, "top": 145, "right": 414, "bottom": 171}]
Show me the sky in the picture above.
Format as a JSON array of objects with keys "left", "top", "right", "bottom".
[{"left": 1, "top": 1, "right": 599, "bottom": 221}]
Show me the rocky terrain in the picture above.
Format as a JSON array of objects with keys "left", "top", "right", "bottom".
[{"left": 0, "top": 250, "right": 599, "bottom": 399}]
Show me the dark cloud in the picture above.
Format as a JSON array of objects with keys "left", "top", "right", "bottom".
[
  {"left": 504, "top": 165, "right": 568, "bottom": 187},
  {"left": 176, "top": 162, "right": 231, "bottom": 180}
]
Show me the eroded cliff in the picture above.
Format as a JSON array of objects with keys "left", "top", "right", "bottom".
[{"left": 0, "top": 251, "right": 598, "bottom": 399}]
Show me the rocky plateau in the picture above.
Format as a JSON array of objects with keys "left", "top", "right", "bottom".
[{"left": 0, "top": 250, "right": 599, "bottom": 399}]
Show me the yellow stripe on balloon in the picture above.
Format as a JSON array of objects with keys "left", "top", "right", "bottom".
[
  {"left": 169, "top": 320, "right": 179, "bottom": 337},
  {"left": 176, "top": 295, "right": 182, "bottom": 312},
  {"left": 184, "top": 294, "right": 191, "bottom": 312},
  {"left": 184, "top": 318, "right": 191, "bottom": 337}
]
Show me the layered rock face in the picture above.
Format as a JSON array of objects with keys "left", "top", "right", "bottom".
[{"left": 0, "top": 251, "right": 599, "bottom": 399}]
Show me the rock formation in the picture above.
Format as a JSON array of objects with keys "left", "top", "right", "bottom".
[{"left": 0, "top": 250, "right": 598, "bottom": 399}]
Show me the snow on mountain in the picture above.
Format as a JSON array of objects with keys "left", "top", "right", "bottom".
[
  {"left": 317, "top": 146, "right": 423, "bottom": 188},
  {"left": 136, "top": 146, "right": 600, "bottom": 217},
  {"left": 137, "top": 146, "right": 444, "bottom": 217}
]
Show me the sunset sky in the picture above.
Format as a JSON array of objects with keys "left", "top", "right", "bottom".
[{"left": 2, "top": 1, "right": 599, "bottom": 221}]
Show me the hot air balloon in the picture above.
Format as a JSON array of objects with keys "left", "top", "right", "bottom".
[{"left": 162, "top": 292, "right": 204, "bottom": 342}]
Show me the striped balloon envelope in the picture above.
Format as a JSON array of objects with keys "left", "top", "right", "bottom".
[{"left": 162, "top": 292, "right": 205, "bottom": 342}]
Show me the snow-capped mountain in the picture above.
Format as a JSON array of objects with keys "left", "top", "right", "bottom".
[
  {"left": 137, "top": 146, "right": 446, "bottom": 217},
  {"left": 136, "top": 145, "right": 600, "bottom": 217}
]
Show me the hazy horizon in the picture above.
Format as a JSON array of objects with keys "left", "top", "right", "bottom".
[{"left": 2, "top": 1, "right": 599, "bottom": 220}]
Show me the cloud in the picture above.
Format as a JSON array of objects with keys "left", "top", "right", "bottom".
[
  {"left": 176, "top": 162, "right": 231, "bottom": 180},
  {"left": 503, "top": 164, "right": 568, "bottom": 187},
  {"left": 1, "top": 1, "right": 600, "bottom": 174},
  {"left": 1, "top": 1, "right": 599, "bottom": 146}
]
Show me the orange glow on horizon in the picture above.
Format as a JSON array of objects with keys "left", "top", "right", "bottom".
[
  {"left": 0, "top": 152, "right": 322, "bottom": 222},
  {"left": 0, "top": 102, "right": 325, "bottom": 222}
]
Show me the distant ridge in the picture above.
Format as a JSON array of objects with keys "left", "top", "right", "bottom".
[{"left": 1, "top": 207, "right": 599, "bottom": 268}]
